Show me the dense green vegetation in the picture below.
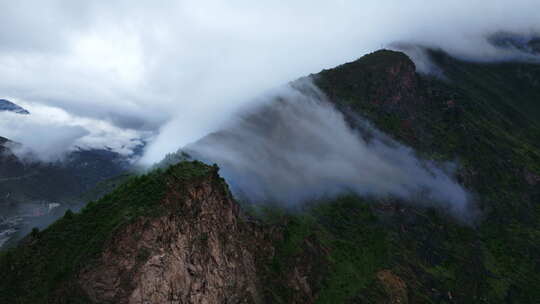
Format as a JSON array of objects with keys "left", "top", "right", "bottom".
[
  {"left": 313, "top": 50, "right": 540, "bottom": 302},
  {"left": 251, "top": 196, "right": 388, "bottom": 303},
  {"left": 0, "top": 161, "right": 213, "bottom": 303}
]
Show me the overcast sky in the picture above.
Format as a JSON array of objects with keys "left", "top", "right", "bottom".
[{"left": 0, "top": 1, "right": 539, "bottom": 163}]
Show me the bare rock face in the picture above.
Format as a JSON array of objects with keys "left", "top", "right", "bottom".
[
  {"left": 376, "top": 270, "right": 408, "bottom": 304},
  {"left": 79, "top": 169, "right": 272, "bottom": 303},
  {"left": 0, "top": 162, "right": 326, "bottom": 303}
]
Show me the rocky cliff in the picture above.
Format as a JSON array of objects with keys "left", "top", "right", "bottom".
[
  {"left": 78, "top": 164, "right": 267, "bottom": 303},
  {"left": 0, "top": 162, "right": 328, "bottom": 303},
  {"left": 315, "top": 49, "right": 540, "bottom": 303}
]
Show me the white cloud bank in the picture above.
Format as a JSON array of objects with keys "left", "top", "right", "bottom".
[
  {"left": 181, "top": 81, "right": 472, "bottom": 219},
  {"left": 0, "top": 99, "right": 144, "bottom": 161},
  {"left": 0, "top": 1, "right": 538, "bottom": 162}
]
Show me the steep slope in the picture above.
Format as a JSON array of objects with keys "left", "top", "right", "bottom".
[
  {"left": 314, "top": 49, "right": 540, "bottom": 302},
  {"left": 0, "top": 161, "right": 330, "bottom": 303},
  {"left": 77, "top": 162, "right": 266, "bottom": 303},
  {"left": 428, "top": 49, "right": 540, "bottom": 125}
]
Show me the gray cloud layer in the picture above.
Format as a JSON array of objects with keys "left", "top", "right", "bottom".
[
  {"left": 0, "top": 1, "right": 538, "bottom": 161},
  {"left": 182, "top": 81, "right": 470, "bottom": 218},
  {"left": 0, "top": 100, "right": 144, "bottom": 161}
]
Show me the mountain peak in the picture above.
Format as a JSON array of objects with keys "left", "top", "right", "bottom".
[
  {"left": 320, "top": 49, "right": 415, "bottom": 76},
  {"left": 314, "top": 49, "right": 419, "bottom": 111},
  {"left": 0, "top": 99, "right": 30, "bottom": 115}
]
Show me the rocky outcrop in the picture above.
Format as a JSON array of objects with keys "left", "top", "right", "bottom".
[
  {"left": 78, "top": 168, "right": 272, "bottom": 303},
  {"left": 1, "top": 161, "right": 327, "bottom": 303},
  {"left": 376, "top": 270, "right": 408, "bottom": 304},
  {"left": 75, "top": 165, "right": 325, "bottom": 304},
  {"left": 314, "top": 50, "right": 434, "bottom": 146},
  {"left": 315, "top": 50, "right": 419, "bottom": 107},
  {"left": 0, "top": 137, "right": 25, "bottom": 178}
]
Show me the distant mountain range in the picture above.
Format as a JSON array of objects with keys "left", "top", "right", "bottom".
[
  {"left": 0, "top": 134, "right": 132, "bottom": 248},
  {"left": 0, "top": 99, "right": 29, "bottom": 115}
]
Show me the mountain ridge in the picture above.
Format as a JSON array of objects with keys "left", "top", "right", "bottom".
[
  {"left": 0, "top": 99, "right": 29, "bottom": 115},
  {"left": 1, "top": 48, "right": 540, "bottom": 303}
]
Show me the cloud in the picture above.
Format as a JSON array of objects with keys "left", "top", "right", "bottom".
[
  {"left": 0, "top": 99, "right": 145, "bottom": 161},
  {"left": 180, "top": 81, "right": 471, "bottom": 218},
  {"left": 0, "top": 1, "right": 538, "bottom": 162}
]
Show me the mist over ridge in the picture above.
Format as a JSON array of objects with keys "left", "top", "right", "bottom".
[
  {"left": 0, "top": 1, "right": 539, "bottom": 162},
  {"left": 159, "top": 80, "right": 472, "bottom": 219}
]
